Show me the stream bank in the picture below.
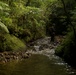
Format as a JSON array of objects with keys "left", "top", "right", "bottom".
[{"left": 0, "top": 36, "right": 59, "bottom": 63}]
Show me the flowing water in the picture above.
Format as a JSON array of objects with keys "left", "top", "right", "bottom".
[{"left": 0, "top": 37, "right": 76, "bottom": 75}]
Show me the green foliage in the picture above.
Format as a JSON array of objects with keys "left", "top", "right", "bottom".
[
  {"left": 2, "top": 17, "right": 13, "bottom": 27},
  {"left": 0, "top": 1, "right": 10, "bottom": 20},
  {"left": 45, "top": 0, "right": 76, "bottom": 35},
  {"left": 17, "top": 6, "right": 46, "bottom": 40},
  {"left": 0, "top": 22, "right": 9, "bottom": 33},
  {"left": 18, "top": 28, "right": 32, "bottom": 42},
  {"left": 27, "top": 0, "right": 43, "bottom": 8},
  {"left": 0, "top": 0, "right": 47, "bottom": 52},
  {"left": 46, "top": 0, "right": 67, "bottom": 35},
  {"left": 10, "top": 1, "right": 25, "bottom": 17},
  {"left": 0, "top": 1, "right": 11, "bottom": 33}
]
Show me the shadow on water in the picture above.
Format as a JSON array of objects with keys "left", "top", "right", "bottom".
[{"left": 0, "top": 54, "right": 76, "bottom": 75}]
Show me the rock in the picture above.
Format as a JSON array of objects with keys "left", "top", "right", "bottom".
[
  {"left": 33, "top": 46, "right": 40, "bottom": 51},
  {"left": 22, "top": 53, "right": 29, "bottom": 59},
  {"left": 0, "top": 53, "right": 4, "bottom": 57},
  {"left": 3, "top": 52, "right": 8, "bottom": 55},
  {"left": 0, "top": 51, "right": 31, "bottom": 63},
  {"left": 39, "top": 44, "right": 49, "bottom": 51},
  {"left": 13, "top": 56, "right": 18, "bottom": 60},
  {"left": 39, "top": 45, "right": 44, "bottom": 51},
  {"left": 42, "top": 44, "right": 49, "bottom": 48}
]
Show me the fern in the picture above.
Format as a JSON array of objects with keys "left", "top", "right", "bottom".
[{"left": 0, "top": 22, "right": 9, "bottom": 33}]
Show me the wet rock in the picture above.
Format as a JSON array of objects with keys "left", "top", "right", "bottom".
[
  {"left": 0, "top": 53, "right": 4, "bottom": 57},
  {"left": 13, "top": 56, "right": 18, "bottom": 60},
  {"left": 33, "top": 46, "right": 40, "bottom": 51},
  {"left": 5, "top": 55, "right": 10, "bottom": 59},
  {"left": 39, "top": 44, "right": 49, "bottom": 51},
  {"left": 3, "top": 52, "right": 8, "bottom": 55},
  {"left": 22, "top": 53, "right": 29, "bottom": 58},
  {"left": 42, "top": 44, "right": 49, "bottom": 48},
  {"left": 26, "top": 52, "right": 31, "bottom": 56},
  {"left": 39, "top": 45, "right": 44, "bottom": 51}
]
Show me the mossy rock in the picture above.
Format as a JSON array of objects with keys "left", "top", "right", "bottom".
[{"left": 0, "top": 34, "right": 26, "bottom": 52}]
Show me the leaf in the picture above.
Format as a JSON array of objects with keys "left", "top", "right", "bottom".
[{"left": 0, "top": 22, "right": 9, "bottom": 33}]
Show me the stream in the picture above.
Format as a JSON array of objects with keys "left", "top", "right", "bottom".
[{"left": 0, "top": 37, "right": 76, "bottom": 75}]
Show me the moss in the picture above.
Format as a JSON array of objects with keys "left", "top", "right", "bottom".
[{"left": 0, "top": 34, "right": 26, "bottom": 52}]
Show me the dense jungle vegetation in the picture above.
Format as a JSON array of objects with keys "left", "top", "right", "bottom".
[{"left": 0, "top": 0, "right": 76, "bottom": 66}]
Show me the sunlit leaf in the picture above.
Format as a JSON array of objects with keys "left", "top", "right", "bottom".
[{"left": 0, "top": 22, "right": 9, "bottom": 33}]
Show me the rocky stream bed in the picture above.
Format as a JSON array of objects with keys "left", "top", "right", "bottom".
[{"left": 0, "top": 37, "right": 59, "bottom": 63}]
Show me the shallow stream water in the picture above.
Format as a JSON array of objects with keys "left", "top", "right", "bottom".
[{"left": 0, "top": 54, "right": 76, "bottom": 75}]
